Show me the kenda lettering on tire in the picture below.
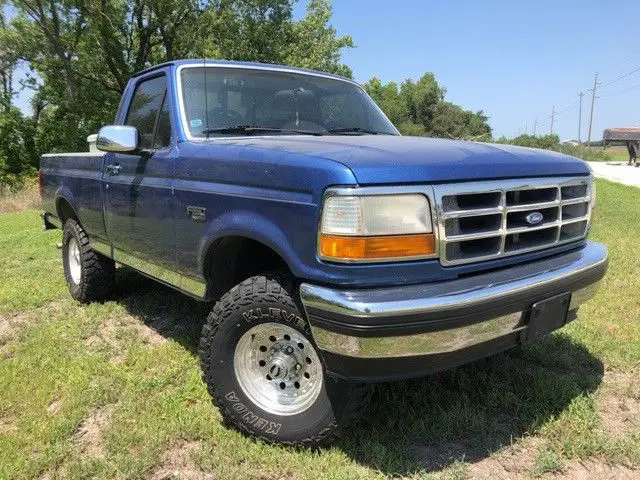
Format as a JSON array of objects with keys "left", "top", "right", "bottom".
[{"left": 225, "top": 391, "right": 282, "bottom": 434}]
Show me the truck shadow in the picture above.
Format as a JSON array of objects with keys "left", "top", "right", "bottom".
[
  {"left": 336, "top": 335, "right": 603, "bottom": 474},
  {"left": 114, "top": 268, "right": 604, "bottom": 476}
]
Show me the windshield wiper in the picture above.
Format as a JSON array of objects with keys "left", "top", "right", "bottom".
[
  {"left": 326, "top": 127, "right": 386, "bottom": 135},
  {"left": 202, "top": 125, "right": 323, "bottom": 136}
]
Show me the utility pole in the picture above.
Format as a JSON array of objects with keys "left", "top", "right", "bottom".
[
  {"left": 550, "top": 105, "right": 556, "bottom": 134},
  {"left": 533, "top": 118, "right": 537, "bottom": 136},
  {"left": 578, "top": 92, "right": 584, "bottom": 143},
  {"left": 587, "top": 72, "right": 599, "bottom": 145}
]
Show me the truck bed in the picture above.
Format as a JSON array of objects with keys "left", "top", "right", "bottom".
[{"left": 40, "top": 152, "right": 106, "bottom": 240}]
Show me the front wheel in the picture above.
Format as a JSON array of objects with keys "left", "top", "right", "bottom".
[{"left": 198, "top": 275, "right": 373, "bottom": 447}]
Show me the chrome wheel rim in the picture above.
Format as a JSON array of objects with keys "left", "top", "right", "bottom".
[
  {"left": 67, "top": 238, "right": 81, "bottom": 285},
  {"left": 234, "top": 322, "right": 323, "bottom": 416}
]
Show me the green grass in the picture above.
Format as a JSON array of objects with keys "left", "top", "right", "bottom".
[
  {"left": 0, "top": 178, "right": 639, "bottom": 479},
  {"left": 583, "top": 145, "right": 629, "bottom": 163}
]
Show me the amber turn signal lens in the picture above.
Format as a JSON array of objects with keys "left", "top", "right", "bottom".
[{"left": 319, "top": 233, "right": 436, "bottom": 260}]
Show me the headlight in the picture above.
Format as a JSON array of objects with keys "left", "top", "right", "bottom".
[{"left": 319, "top": 192, "right": 436, "bottom": 262}]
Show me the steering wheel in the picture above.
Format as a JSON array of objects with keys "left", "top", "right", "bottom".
[{"left": 210, "top": 108, "right": 244, "bottom": 125}]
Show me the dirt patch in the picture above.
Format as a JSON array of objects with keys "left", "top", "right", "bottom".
[
  {"left": 466, "top": 450, "right": 638, "bottom": 480},
  {"left": 146, "top": 441, "right": 214, "bottom": 480},
  {"left": 462, "top": 438, "right": 539, "bottom": 480},
  {"left": 73, "top": 405, "right": 113, "bottom": 459},
  {"left": 597, "top": 393, "right": 640, "bottom": 436},
  {"left": 0, "top": 418, "right": 18, "bottom": 434},
  {"left": 84, "top": 314, "right": 167, "bottom": 361},
  {"left": 0, "top": 311, "right": 34, "bottom": 346},
  {"left": 596, "top": 370, "right": 640, "bottom": 437},
  {"left": 0, "top": 301, "right": 63, "bottom": 348},
  {"left": 560, "top": 459, "right": 638, "bottom": 479},
  {"left": 46, "top": 399, "right": 61, "bottom": 414}
]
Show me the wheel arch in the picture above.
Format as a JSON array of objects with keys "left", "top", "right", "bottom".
[
  {"left": 202, "top": 235, "right": 294, "bottom": 301},
  {"left": 199, "top": 211, "right": 304, "bottom": 301},
  {"left": 55, "top": 190, "right": 80, "bottom": 225}
]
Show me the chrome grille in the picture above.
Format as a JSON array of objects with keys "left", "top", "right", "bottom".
[{"left": 434, "top": 177, "right": 592, "bottom": 266}]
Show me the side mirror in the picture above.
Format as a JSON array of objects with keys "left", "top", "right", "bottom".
[{"left": 96, "top": 125, "right": 139, "bottom": 153}]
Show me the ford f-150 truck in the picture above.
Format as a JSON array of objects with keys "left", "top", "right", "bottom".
[{"left": 39, "top": 59, "right": 608, "bottom": 447}]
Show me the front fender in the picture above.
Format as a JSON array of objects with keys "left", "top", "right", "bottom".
[{"left": 197, "top": 209, "right": 305, "bottom": 277}]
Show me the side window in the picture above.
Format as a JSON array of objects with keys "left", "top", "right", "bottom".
[
  {"left": 154, "top": 93, "right": 171, "bottom": 149},
  {"left": 125, "top": 75, "right": 169, "bottom": 149}
]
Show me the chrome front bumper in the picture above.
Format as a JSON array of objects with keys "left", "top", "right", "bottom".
[{"left": 300, "top": 241, "right": 607, "bottom": 364}]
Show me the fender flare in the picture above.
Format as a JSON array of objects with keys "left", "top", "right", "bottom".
[
  {"left": 197, "top": 210, "right": 303, "bottom": 278},
  {"left": 54, "top": 186, "right": 80, "bottom": 224}
]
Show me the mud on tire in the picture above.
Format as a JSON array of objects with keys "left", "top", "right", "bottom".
[
  {"left": 198, "top": 275, "right": 373, "bottom": 447},
  {"left": 62, "top": 219, "right": 115, "bottom": 303}
]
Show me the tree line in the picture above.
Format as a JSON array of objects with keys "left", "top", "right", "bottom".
[{"left": 0, "top": 0, "right": 492, "bottom": 188}]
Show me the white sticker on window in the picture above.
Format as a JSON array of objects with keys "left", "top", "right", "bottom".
[{"left": 190, "top": 119, "right": 203, "bottom": 128}]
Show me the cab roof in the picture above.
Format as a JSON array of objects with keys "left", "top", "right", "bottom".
[{"left": 130, "top": 59, "right": 355, "bottom": 84}]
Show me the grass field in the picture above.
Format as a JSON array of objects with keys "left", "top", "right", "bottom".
[
  {"left": 0, "top": 179, "right": 639, "bottom": 479},
  {"left": 584, "top": 146, "right": 630, "bottom": 163}
]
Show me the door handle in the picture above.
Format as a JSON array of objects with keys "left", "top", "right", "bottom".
[{"left": 105, "top": 164, "right": 121, "bottom": 175}]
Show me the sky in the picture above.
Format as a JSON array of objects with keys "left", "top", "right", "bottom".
[
  {"left": 294, "top": 0, "right": 640, "bottom": 141},
  {"left": 9, "top": 0, "right": 640, "bottom": 141}
]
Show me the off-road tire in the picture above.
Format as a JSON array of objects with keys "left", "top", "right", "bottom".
[
  {"left": 62, "top": 219, "right": 115, "bottom": 303},
  {"left": 198, "top": 275, "right": 373, "bottom": 447}
]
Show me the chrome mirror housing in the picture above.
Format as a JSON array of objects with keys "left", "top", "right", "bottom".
[{"left": 96, "top": 125, "right": 139, "bottom": 153}]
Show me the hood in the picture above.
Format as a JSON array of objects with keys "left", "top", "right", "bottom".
[{"left": 227, "top": 135, "right": 591, "bottom": 184}]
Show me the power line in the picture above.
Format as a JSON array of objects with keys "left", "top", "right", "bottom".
[
  {"left": 600, "top": 66, "right": 640, "bottom": 88},
  {"left": 598, "top": 82, "right": 640, "bottom": 98},
  {"left": 556, "top": 100, "right": 579, "bottom": 115}
]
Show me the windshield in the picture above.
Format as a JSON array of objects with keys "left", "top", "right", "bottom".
[{"left": 179, "top": 66, "right": 398, "bottom": 138}]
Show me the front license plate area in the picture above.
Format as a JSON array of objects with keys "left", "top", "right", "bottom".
[{"left": 524, "top": 293, "right": 571, "bottom": 343}]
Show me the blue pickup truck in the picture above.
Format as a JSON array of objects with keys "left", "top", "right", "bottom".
[{"left": 40, "top": 59, "right": 608, "bottom": 447}]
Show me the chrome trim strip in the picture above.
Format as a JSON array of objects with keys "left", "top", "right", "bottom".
[
  {"left": 445, "top": 231, "right": 502, "bottom": 242},
  {"left": 317, "top": 185, "right": 439, "bottom": 264},
  {"left": 91, "top": 238, "right": 113, "bottom": 258},
  {"left": 569, "top": 283, "right": 601, "bottom": 310},
  {"left": 300, "top": 241, "right": 607, "bottom": 358},
  {"left": 175, "top": 63, "right": 400, "bottom": 142},
  {"left": 311, "top": 312, "right": 525, "bottom": 358},
  {"left": 435, "top": 176, "right": 593, "bottom": 266},
  {"left": 443, "top": 206, "right": 503, "bottom": 219},
  {"left": 114, "top": 248, "right": 207, "bottom": 298},
  {"left": 88, "top": 239, "right": 207, "bottom": 298},
  {"left": 41, "top": 152, "right": 105, "bottom": 158}
]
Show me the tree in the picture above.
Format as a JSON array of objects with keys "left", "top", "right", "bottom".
[
  {"left": 0, "top": 106, "right": 35, "bottom": 187},
  {"left": 399, "top": 73, "right": 443, "bottom": 127},
  {"left": 364, "top": 72, "right": 491, "bottom": 139},
  {"left": 363, "top": 77, "right": 405, "bottom": 126},
  {"left": 283, "top": 0, "right": 353, "bottom": 77},
  {"left": 429, "top": 102, "right": 491, "bottom": 140}
]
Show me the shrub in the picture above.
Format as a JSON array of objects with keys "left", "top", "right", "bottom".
[{"left": 494, "top": 134, "right": 612, "bottom": 162}]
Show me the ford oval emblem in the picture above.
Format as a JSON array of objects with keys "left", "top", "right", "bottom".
[{"left": 525, "top": 211, "right": 544, "bottom": 225}]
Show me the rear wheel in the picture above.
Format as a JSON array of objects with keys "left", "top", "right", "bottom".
[
  {"left": 62, "top": 219, "right": 115, "bottom": 303},
  {"left": 198, "top": 275, "right": 373, "bottom": 447}
]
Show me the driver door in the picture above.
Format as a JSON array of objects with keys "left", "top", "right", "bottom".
[{"left": 103, "top": 71, "right": 178, "bottom": 272}]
